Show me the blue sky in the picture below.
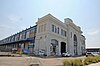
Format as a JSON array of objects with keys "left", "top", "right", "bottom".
[{"left": 0, "top": 0, "right": 100, "bottom": 48}]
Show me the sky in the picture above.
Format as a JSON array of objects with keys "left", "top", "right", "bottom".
[{"left": 0, "top": 0, "right": 100, "bottom": 48}]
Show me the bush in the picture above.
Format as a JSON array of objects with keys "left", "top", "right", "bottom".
[
  {"left": 63, "top": 59, "right": 84, "bottom": 66},
  {"left": 63, "top": 60, "right": 72, "bottom": 66},
  {"left": 84, "top": 56, "right": 100, "bottom": 65},
  {"left": 84, "top": 57, "right": 93, "bottom": 65},
  {"left": 63, "top": 56, "right": 100, "bottom": 66},
  {"left": 96, "top": 56, "right": 100, "bottom": 62},
  {"left": 73, "top": 59, "right": 83, "bottom": 66}
]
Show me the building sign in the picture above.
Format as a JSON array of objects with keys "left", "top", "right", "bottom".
[{"left": 23, "top": 49, "right": 30, "bottom": 53}]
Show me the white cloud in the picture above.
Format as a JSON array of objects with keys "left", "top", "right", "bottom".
[{"left": 87, "top": 30, "right": 99, "bottom": 36}]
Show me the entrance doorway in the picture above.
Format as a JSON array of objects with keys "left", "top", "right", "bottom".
[{"left": 61, "top": 42, "right": 66, "bottom": 54}]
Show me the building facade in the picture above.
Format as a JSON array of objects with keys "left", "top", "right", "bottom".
[
  {"left": 86, "top": 48, "right": 100, "bottom": 53},
  {"left": 0, "top": 14, "right": 86, "bottom": 56},
  {"left": 0, "top": 25, "right": 37, "bottom": 53}
]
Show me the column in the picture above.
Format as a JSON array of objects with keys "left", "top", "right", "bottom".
[{"left": 58, "top": 41, "right": 61, "bottom": 56}]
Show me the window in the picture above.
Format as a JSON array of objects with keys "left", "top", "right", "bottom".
[
  {"left": 81, "top": 46, "right": 83, "bottom": 51},
  {"left": 55, "top": 26, "right": 56, "bottom": 33},
  {"left": 52, "top": 24, "right": 55, "bottom": 32},
  {"left": 71, "top": 32, "right": 72, "bottom": 38},
  {"left": 61, "top": 29, "right": 66, "bottom": 37},
  {"left": 64, "top": 31, "right": 66, "bottom": 37},
  {"left": 57, "top": 27, "right": 59, "bottom": 34},
  {"left": 52, "top": 24, "right": 66, "bottom": 36},
  {"left": 61, "top": 29, "right": 63, "bottom": 35}
]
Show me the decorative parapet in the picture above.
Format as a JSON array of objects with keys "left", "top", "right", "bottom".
[{"left": 64, "top": 18, "right": 82, "bottom": 33}]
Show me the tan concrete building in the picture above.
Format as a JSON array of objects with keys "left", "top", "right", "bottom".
[{"left": 34, "top": 14, "right": 86, "bottom": 56}]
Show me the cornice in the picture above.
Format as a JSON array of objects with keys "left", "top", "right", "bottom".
[{"left": 37, "top": 14, "right": 67, "bottom": 29}]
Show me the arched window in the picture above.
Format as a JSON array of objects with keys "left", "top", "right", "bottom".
[
  {"left": 50, "top": 39, "right": 58, "bottom": 56},
  {"left": 51, "top": 39, "right": 58, "bottom": 46},
  {"left": 73, "top": 34, "right": 78, "bottom": 55},
  {"left": 74, "top": 34, "right": 77, "bottom": 45},
  {"left": 74, "top": 34, "right": 77, "bottom": 41}
]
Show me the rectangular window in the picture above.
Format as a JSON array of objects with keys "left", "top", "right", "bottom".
[
  {"left": 61, "top": 29, "right": 66, "bottom": 37},
  {"left": 57, "top": 27, "right": 59, "bottom": 34},
  {"left": 61, "top": 29, "right": 63, "bottom": 35},
  {"left": 64, "top": 31, "right": 66, "bottom": 37},
  {"left": 52, "top": 24, "right": 60, "bottom": 35},
  {"left": 71, "top": 32, "right": 72, "bottom": 38},
  {"left": 52, "top": 24, "right": 54, "bottom": 32},
  {"left": 55, "top": 26, "right": 56, "bottom": 33}
]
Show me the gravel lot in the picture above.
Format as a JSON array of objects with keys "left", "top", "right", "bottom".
[{"left": 0, "top": 56, "right": 85, "bottom": 66}]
